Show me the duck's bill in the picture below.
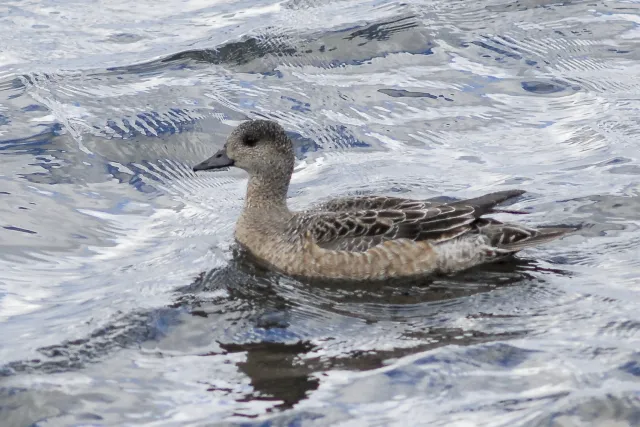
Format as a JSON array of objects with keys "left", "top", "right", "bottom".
[{"left": 193, "top": 148, "right": 234, "bottom": 172}]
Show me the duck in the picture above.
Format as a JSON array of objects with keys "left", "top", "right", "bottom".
[{"left": 193, "top": 119, "right": 574, "bottom": 281}]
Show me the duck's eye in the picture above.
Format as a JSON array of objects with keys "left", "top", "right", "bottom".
[{"left": 243, "top": 135, "right": 258, "bottom": 147}]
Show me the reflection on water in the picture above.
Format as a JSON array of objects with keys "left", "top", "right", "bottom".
[
  {"left": 1, "top": 0, "right": 640, "bottom": 425},
  {"left": 3, "top": 254, "right": 546, "bottom": 418}
]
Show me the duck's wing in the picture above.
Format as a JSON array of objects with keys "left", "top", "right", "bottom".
[
  {"left": 306, "top": 190, "right": 526, "bottom": 252},
  {"left": 306, "top": 205, "right": 475, "bottom": 252},
  {"left": 312, "top": 196, "right": 441, "bottom": 212}
]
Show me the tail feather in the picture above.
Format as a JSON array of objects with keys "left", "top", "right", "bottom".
[
  {"left": 451, "top": 190, "right": 526, "bottom": 217},
  {"left": 458, "top": 191, "right": 577, "bottom": 253},
  {"left": 495, "top": 226, "right": 577, "bottom": 252}
]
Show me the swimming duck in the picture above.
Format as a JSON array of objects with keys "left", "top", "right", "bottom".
[{"left": 193, "top": 120, "right": 573, "bottom": 281}]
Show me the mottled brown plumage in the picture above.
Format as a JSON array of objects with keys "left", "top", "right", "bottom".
[{"left": 193, "top": 120, "right": 575, "bottom": 281}]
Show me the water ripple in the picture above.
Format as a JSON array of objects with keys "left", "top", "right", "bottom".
[{"left": 1, "top": 0, "right": 640, "bottom": 425}]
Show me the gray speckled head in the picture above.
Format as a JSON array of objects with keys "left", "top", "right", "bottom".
[
  {"left": 224, "top": 120, "right": 294, "bottom": 177},
  {"left": 194, "top": 120, "right": 294, "bottom": 178},
  {"left": 194, "top": 120, "right": 295, "bottom": 210}
]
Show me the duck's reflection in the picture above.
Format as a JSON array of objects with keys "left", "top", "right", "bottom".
[
  {"left": 176, "top": 252, "right": 568, "bottom": 412},
  {"left": 1, "top": 248, "right": 569, "bottom": 417}
]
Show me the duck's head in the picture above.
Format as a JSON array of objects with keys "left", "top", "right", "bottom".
[{"left": 193, "top": 120, "right": 294, "bottom": 178}]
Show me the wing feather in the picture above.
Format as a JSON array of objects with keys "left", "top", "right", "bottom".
[
  {"left": 307, "top": 205, "right": 477, "bottom": 251},
  {"left": 304, "top": 190, "right": 527, "bottom": 252}
]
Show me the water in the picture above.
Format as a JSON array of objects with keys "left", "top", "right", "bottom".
[{"left": 1, "top": 0, "right": 639, "bottom": 425}]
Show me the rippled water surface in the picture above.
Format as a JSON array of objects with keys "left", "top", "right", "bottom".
[{"left": 1, "top": 0, "right": 640, "bottom": 425}]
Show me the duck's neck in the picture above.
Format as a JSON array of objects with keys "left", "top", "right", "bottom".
[{"left": 243, "top": 172, "right": 291, "bottom": 219}]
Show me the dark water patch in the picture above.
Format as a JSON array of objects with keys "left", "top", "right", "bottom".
[
  {"left": 1, "top": 309, "right": 182, "bottom": 376},
  {"left": 608, "top": 165, "right": 640, "bottom": 175},
  {"left": 106, "top": 33, "right": 145, "bottom": 44},
  {"left": 321, "top": 124, "right": 370, "bottom": 149},
  {"left": 531, "top": 392, "right": 640, "bottom": 426},
  {"left": 106, "top": 15, "right": 433, "bottom": 79},
  {"left": 599, "top": 156, "right": 630, "bottom": 166},
  {"left": 521, "top": 80, "right": 567, "bottom": 94},
  {"left": 281, "top": 95, "right": 311, "bottom": 113},
  {"left": 619, "top": 359, "right": 640, "bottom": 377},
  {"left": 0, "top": 77, "right": 25, "bottom": 93},
  {"left": 472, "top": 40, "right": 522, "bottom": 60},
  {"left": 18, "top": 171, "right": 75, "bottom": 186},
  {"left": 2, "top": 226, "right": 37, "bottom": 235},
  {"left": 378, "top": 89, "right": 454, "bottom": 101},
  {"left": 461, "top": 342, "right": 537, "bottom": 368},
  {"left": 104, "top": 56, "right": 195, "bottom": 77},
  {"left": 102, "top": 160, "right": 172, "bottom": 195},
  {"left": 345, "top": 15, "right": 419, "bottom": 43},
  {"left": 124, "top": 173, "right": 158, "bottom": 194},
  {"left": 104, "top": 108, "right": 199, "bottom": 139},
  {"left": 0, "top": 124, "right": 63, "bottom": 151},
  {"left": 20, "top": 104, "right": 48, "bottom": 113},
  {"left": 163, "top": 37, "right": 297, "bottom": 67},
  {"left": 607, "top": 48, "right": 631, "bottom": 54},
  {"left": 104, "top": 162, "right": 135, "bottom": 185},
  {"left": 462, "top": 35, "right": 543, "bottom": 68},
  {"left": 215, "top": 341, "right": 319, "bottom": 410},
  {"left": 486, "top": 0, "right": 582, "bottom": 13},
  {"left": 287, "top": 131, "right": 322, "bottom": 155}
]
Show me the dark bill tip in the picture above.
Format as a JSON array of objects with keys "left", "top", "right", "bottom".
[{"left": 193, "top": 147, "right": 234, "bottom": 172}]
